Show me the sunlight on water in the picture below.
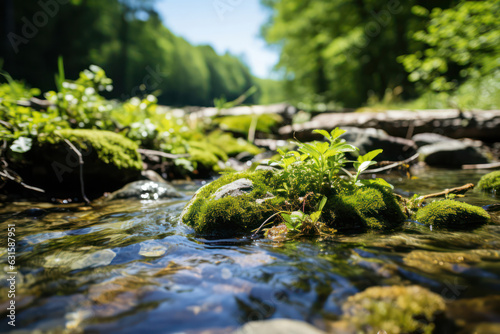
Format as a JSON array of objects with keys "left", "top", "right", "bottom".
[{"left": 0, "top": 169, "right": 499, "bottom": 333}]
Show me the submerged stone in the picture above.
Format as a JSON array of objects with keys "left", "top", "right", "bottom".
[
  {"left": 44, "top": 249, "right": 116, "bottom": 270},
  {"left": 416, "top": 199, "right": 490, "bottom": 230},
  {"left": 106, "top": 180, "right": 183, "bottom": 201},
  {"left": 234, "top": 319, "right": 325, "bottom": 334},
  {"left": 477, "top": 171, "right": 500, "bottom": 195},
  {"left": 341, "top": 285, "right": 446, "bottom": 334}
]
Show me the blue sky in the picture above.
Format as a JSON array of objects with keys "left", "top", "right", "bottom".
[{"left": 155, "top": 0, "right": 279, "bottom": 78}]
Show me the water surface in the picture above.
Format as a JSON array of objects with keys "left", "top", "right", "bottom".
[{"left": 1, "top": 169, "right": 499, "bottom": 333}]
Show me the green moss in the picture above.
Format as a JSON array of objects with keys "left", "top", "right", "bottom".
[
  {"left": 416, "top": 199, "right": 490, "bottom": 229},
  {"left": 187, "top": 140, "right": 228, "bottom": 170},
  {"left": 327, "top": 184, "right": 406, "bottom": 232},
  {"left": 41, "top": 129, "right": 142, "bottom": 171},
  {"left": 207, "top": 131, "right": 262, "bottom": 156},
  {"left": 182, "top": 170, "right": 285, "bottom": 237},
  {"left": 477, "top": 171, "right": 500, "bottom": 195},
  {"left": 215, "top": 114, "right": 283, "bottom": 134},
  {"left": 342, "top": 285, "right": 446, "bottom": 334}
]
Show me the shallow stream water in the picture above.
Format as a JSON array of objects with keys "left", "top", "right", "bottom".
[{"left": 1, "top": 169, "right": 499, "bottom": 333}]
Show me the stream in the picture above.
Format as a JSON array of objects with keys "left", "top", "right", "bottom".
[{"left": 1, "top": 169, "right": 499, "bottom": 333}]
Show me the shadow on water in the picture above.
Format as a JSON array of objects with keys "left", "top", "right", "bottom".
[{"left": 0, "top": 169, "right": 499, "bottom": 333}]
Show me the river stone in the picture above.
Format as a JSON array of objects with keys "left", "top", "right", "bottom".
[
  {"left": 106, "top": 180, "right": 183, "bottom": 200},
  {"left": 139, "top": 241, "right": 168, "bottom": 257},
  {"left": 44, "top": 249, "right": 116, "bottom": 270},
  {"left": 418, "top": 141, "right": 489, "bottom": 167},
  {"left": 209, "top": 178, "right": 275, "bottom": 203},
  {"left": 341, "top": 285, "right": 446, "bottom": 334},
  {"left": 340, "top": 127, "right": 417, "bottom": 161},
  {"left": 411, "top": 132, "right": 455, "bottom": 147},
  {"left": 210, "top": 178, "right": 254, "bottom": 200},
  {"left": 233, "top": 319, "right": 325, "bottom": 334}
]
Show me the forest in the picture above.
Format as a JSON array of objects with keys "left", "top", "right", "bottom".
[
  {"left": 0, "top": 0, "right": 279, "bottom": 106},
  {"left": 1, "top": 1, "right": 500, "bottom": 333}
]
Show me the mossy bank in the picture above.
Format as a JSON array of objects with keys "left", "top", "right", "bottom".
[{"left": 7, "top": 129, "right": 143, "bottom": 199}]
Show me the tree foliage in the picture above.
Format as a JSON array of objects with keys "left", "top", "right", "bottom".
[
  {"left": 261, "top": 0, "right": 481, "bottom": 107},
  {"left": 0, "top": 0, "right": 261, "bottom": 106},
  {"left": 399, "top": 0, "right": 500, "bottom": 92}
]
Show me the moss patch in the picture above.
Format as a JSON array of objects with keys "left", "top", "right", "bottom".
[
  {"left": 41, "top": 129, "right": 143, "bottom": 171},
  {"left": 342, "top": 285, "right": 446, "bottom": 334},
  {"left": 215, "top": 114, "right": 283, "bottom": 134},
  {"left": 326, "top": 184, "right": 406, "bottom": 232},
  {"left": 477, "top": 171, "right": 500, "bottom": 195},
  {"left": 416, "top": 199, "right": 490, "bottom": 230},
  {"left": 207, "top": 131, "right": 262, "bottom": 156},
  {"left": 181, "top": 170, "right": 285, "bottom": 238}
]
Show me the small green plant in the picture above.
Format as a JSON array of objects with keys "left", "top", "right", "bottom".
[
  {"left": 270, "top": 127, "right": 393, "bottom": 195},
  {"left": 281, "top": 196, "right": 330, "bottom": 236}
]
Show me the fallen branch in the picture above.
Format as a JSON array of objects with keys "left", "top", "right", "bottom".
[
  {"left": 138, "top": 148, "right": 190, "bottom": 159},
  {"left": 252, "top": 211, "right": 283, "bottom": 237},
  {"left": 362, "top": 153, "right": 420, "bottom": 174},
  {"left": 63, "top": 139, "right": 90, "bottom": 204},
  {"left": 462, "top": 161, "right": 500, "bottom": 170},
  {"left": 418, "top": 183, "right": 475, "bottom": 201},
  {"left": 0, "top": 169, "right": 45, "bottom": 193},
  {"left": 0, "top": 97, "right": 55, "bottom": 110}
]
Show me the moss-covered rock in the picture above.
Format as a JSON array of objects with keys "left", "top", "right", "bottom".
[
  {"left": 46, "top": 129, "right": 143, "bottom": 171},
  {"left": 181, "top": 171, "right": 285, "bottom": 238},
  {"left": 182, "top": 169, "right": 407, "bottom": 237},
  {"left": 341, "top": 285, "right": 446, "bottom": 334},
  {"left": 477, "top": 171, "right": 500, "bottom": 195},
  {"left": 415, "top": 199, "right": 490, "bottom": 230},
  {"left": 326, "top": 184, "right": 406, "bottom": 232},
  {"left": 16, "top": 129, "right": 144, "bottom": 198}
]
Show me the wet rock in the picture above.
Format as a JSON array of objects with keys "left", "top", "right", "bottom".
[
  {"left": 477, "top": 171, "right": 500, "bottom": 195},
  {"left": 21, "top": 208, "right": 48, "bottom": 218},
  {"left": 418, "top": 141, "right": 489, "bottom": 168},
  {"left": 139, "top": 241, "right": 168, "bottom": 257},
  {"left": 44, "top": 249, "right": 116, "bottom": 270},
  {"left": 416, "top": 199, "right": 490, "bottom": 230},
  {"left": 106, "top": 180, "right": 183, "bottom": 201},
  {"left": 211, "top": 178, "right": 254, "bottom": 200},
  {"left": 181, "top": 171, "right": 283, "bottom": 238},
  {"left": 412, "top": 133, "right": 455, "bottom": 147},
  {"left": 339, "top": 127, "right": 417, "bottom": 161},
  {"left": 140, "top": 170, "right": 168, "bottom": 183},
  {"left": 340, "top": 285, "right": 447, "bottom": 334},
  {"left": 403, "top": 250, "right": 481, "bottom": 274},
  {"left": 233, "top": 319, "right": 325, "bottom": 334}
]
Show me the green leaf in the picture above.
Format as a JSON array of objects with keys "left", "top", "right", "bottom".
[
  {"left": 313, "top": 129, "right": 332, "bottom": 141},
  {"left": 281, "top": 213, "right": 292, "bottom": 224},
  {"left": 10, "top": 137, "right": 32, "bottom": 153},
  {"left": 310, "top": 211, "right": 321, "bottom": 223},
  {"left": 357, "top": 160, "right": 376, "bottom": 174},
  {"left": 359, "top": 149, "right": 383, "bottom": 162},
  {"left": 359, "top": 178, "right": 394, "bottom": 189},
  {"left": 318, "top": 196, "right": 327, "bottom": 212},
  {"left": 330, "top": 128, "right": 346, "bottom": 140}
]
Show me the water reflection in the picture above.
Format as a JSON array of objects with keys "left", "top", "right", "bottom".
[{"left": 0, "top": 169, "right": 499, "bottom": 333}]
